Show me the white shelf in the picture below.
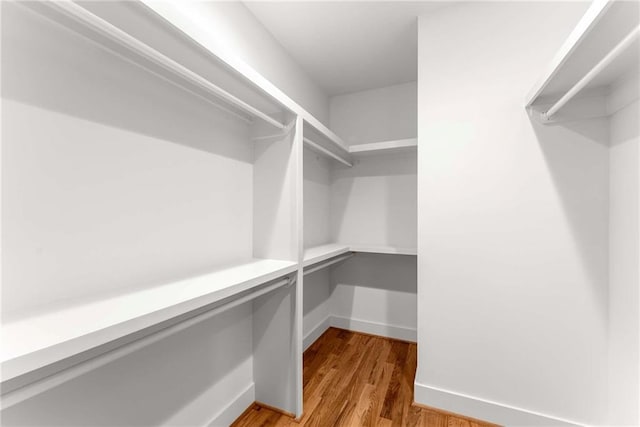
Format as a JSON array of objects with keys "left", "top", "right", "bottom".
[
  {"left": 349, "top": 138, "right": 417, "bottom": 156},
  {"left": 526, "top": 0, "right": 639, "bottom": 121},
  {"left": 349, "top": 245, "right": 417, "bottom": 256},
  {"left": 303, "top": 244, "right": 351, "bottom": 267},
  {"left": 303, "top": 121, "right": 353, "bottom": 167},
  {"left": 304, "top": 244, "right": 417, "bottom": 270},
  {"left": 18, "top": 1, "right": 288, "bottom": 129},
  {"left": 1, "top": 259, "right": 297, "bottom": 384}
]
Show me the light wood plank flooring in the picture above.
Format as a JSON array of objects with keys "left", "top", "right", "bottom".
[{"left": 232, "top": 327, "right": 497, "bottom": 427}]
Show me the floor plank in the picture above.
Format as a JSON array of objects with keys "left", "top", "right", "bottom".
[{"left": 231, "top": 328, "right": 498, "bottom": 427}]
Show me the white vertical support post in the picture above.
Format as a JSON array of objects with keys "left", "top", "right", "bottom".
[
  {"left": 252, "top": 113, "right": 300, "bottom": 416},
  {"left": 293, "top": 115, "right": 305, "bottom": 418}
]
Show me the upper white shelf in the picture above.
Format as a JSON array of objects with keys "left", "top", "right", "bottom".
[
  {"left": 526, "top": 0, "right": 639, "bottom": 121},
  {"left": 18, "top": 1, "right": 289, "bottom": 129},
  {"left": 303, "top": 121, "right": 353, "bottom": 167},
  {"left": 137, "top": 0, "right": 354, "bottom": 158},
  {"left": 349, "top": 138, "right": 417, "bottom": 157},
  {"left": 1, "top": 259, "right": 297, "bottom": 385}
]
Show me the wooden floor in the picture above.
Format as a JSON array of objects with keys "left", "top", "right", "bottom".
[{"left": 232, "top": 328, "right": 496, "bottom": 427}]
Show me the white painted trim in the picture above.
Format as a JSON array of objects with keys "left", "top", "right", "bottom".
[
  {"left": 303, "top": 316, "right": 416, "bottom": 349},
  {"left": 207, "top": 383, "right": 255, "bottom": 427},
  {"left": 330, "top": 316, "right": 416, "bottom": 342},
  {"left": 413, "top": 382, "right": 583, "bottom": 427},
  {"left": 303, "top": 316, "right": 332, "bottom": 351}
]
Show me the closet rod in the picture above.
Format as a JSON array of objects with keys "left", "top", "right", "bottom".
[
  {"left": 304, "top": 253, "right": 354, "bottom": 276},
  {"left": 543, "top": 25, "right": 640, "bottom": 120},
  {"left": 1, "top": 275, "right": 294, "bottom": 410},
  {"left": 42, "top": 1, "right": 285, "bottom": 130},
  {"left": 303, "top": 137, "right": 353, "bottom": 167}
]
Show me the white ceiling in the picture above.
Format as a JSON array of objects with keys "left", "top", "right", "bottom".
[{"left": 244, "top": 1, "right": 449, "bottom": 96}]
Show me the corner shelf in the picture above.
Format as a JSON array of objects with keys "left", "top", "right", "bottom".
[
  {"left": 303, "top": 244, "right": 351, "bottom": 267},
  {"left": 303, "top": 121, "right": 353, "bottom": 167},
  {"left": 303, "top": 244, "right": 417, "bottom": 274},
  {"left": 349, "top": 245, "right": 417, "bottom": 256},
  {"left": 1, "top": 259, "right": 297, "bottom": 390},
  {"left": 526, "top": 0, "right": 639, "bottom": 122},
  {"left": 348, "top": 138, "right": 417, "bottom": 157}
]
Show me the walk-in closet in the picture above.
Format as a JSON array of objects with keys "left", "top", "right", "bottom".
[{"left": 1, "top": 1, "right": 638, "bottom": 426}]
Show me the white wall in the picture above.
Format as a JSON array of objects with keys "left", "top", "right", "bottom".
[
  {"left": 329, "top": 81, "right": 417, "bottom": 146},
  {"left": 331, "top": 253, "right": 417, "bottom": 341},
  {"left": 331, "top": 152, "right": 417, "bottom": 251},
  {"left": 416, "top": 2, "right": 610, "bottom": 426},
  {"left": 303, "top": 268, "right": 332, "bottom": 348},
  {"left": 608, "top": 91, "right": 639, "bottom": 424}
]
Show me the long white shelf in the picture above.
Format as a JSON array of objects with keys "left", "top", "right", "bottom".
[
  {"left": 526, "top": 0, "right": 639, "bottom": 121},
  {"left": 1, "top": 259, "right": 297, "bottom": 386},
  {"left": 303, "top": 244, "right": 417, "bottom": 270},
  {"left": 349, "top": 138, "right": 417, "bottom": 156},
  {"left": 303, "top": 244, "right": 351, "bottom": 267},
  {"left": 349, "top": 245, "right": 418, "bottom": 256},
  {"left": 18, "top": 1, "right": 288, "bottom": 129}
]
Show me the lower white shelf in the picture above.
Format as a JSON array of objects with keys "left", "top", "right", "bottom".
[
  {"left": 1, "top": 259, "right": 297, "bottom": 386},
  {"left": 303, "top": 243, "right": 417, "bottom": 270}
]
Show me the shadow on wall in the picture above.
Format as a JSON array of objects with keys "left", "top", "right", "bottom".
[
  {"left": 304, "top": 268, "right": 332, "bottom": 316},
  {"left": 2, "top": 2, "right": 251, "bottom": 162},
  {"left": 0, "top": 303, "right": 254, "bottom": 426},
  {"left": 528, "top": 114, "right": 609, "bottom": 321},
  {"left": 330, "top": 253, "right": 417, "bottom": 332},
  {"left": 330, "top": 152, "right": 417, "bottom": 249}
]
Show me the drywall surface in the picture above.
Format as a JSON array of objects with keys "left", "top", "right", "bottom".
[
  {"left": 329, "top": 82, "right": 417, "bottom": 146},
  {"left": 148, "top": 1, "right": 330, "bottom": 124},
  {"left": 1, "top": 5, "right": 254, "bottom": 318},
  {"left": 608, "top": 96, "right": 639, "bottom": 425},
  {"left": 2, "top": 5, "right": 257, "bottom": 424},
  {"left": 331, "top": 253, "right": 417, "bottom": 341},
  {"left": 417, "top": 2, "right": 608, "bottom": 425},
  {"left": 303, "top": 268, "right": 332, "bottom": 344},
  {"left": 304, "top": 148, "right": 332, "bottom": 248},
  {"left": 1, "top": 303, "right": 254, "bottom": 426},
  {"left": 331, "top": 152, "right": 417, "bottom": 251},
  {"left": 253, "top": 128, "right": 298, "bottom": 262}
]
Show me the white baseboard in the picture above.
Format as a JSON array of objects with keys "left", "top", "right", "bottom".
[
  {"left": 330, "top": 315, "right": 417, "bottom": 342},
  {"left": 207, "top": 383, "right": 255, "bottom": 427},
  {"left": 304, "top": 316, "right": 332, "bottom": 351},
  {"left": 414, "top": 382, "right": 581, "bottom": 427}
]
